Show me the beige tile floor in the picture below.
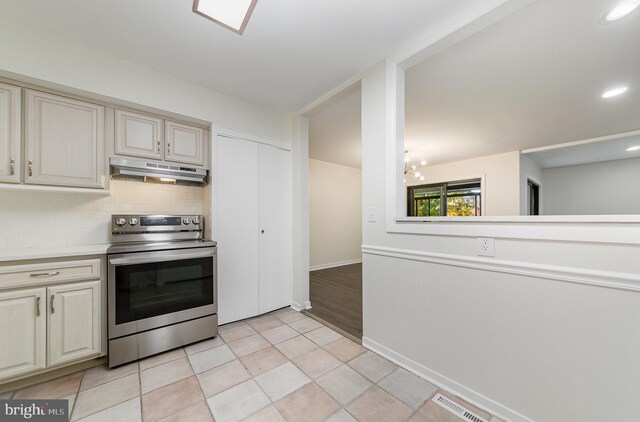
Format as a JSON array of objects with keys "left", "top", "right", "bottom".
[{"left": 3, "top": 308, "right": 501, "bottom": 422}]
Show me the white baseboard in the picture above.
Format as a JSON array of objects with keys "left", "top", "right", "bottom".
[
  {"left": 309, "top": 259, "right": 362, "bottom": 271},
  {"left": 292, "top": 300, "right": 312, "bottom": 311},
  {"left": 362, "top": 337, "right": 533, "bottom": 422}
]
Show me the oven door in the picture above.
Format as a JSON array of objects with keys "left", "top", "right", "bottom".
[{"left": 108, "top": 247, "right": 217, "bottom": 339}]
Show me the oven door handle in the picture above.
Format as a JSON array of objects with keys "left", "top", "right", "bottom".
[{"left": 109, "top": 249, "right": 216, "bottom": 266}]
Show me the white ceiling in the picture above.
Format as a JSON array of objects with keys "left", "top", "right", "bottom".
[
  {"left": 0, "top": 0, "right": 488, "bottom": 112},
  {"left": 525, "top": 133, "right": 640, "bottom": 169},
  {"left": 404, "top": 0, "right": 640, "bottom": 166},
  {"left": 307, "top": 82, "right": 361, "bottom": 168}
]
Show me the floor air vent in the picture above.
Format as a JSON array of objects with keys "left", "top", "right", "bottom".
[{"left": 432, "top": 393, "right": 489, "bottom": 422}]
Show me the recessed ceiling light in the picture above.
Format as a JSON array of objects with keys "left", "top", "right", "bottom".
[
  {"left": 601, "top": 86, "right": 629, "bottom": 98},
  {"left": 626, "top": 145, "right": 640, "bottom": 152},
  {"left": 606, "top": 1, "right": 640, "bottom": 21},
  {"left": 193, "top": 0, "right": 258, "bottom": 34}
]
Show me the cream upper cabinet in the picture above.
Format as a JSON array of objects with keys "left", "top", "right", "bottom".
[
  {"left": 165, "top": 121, "right": 207, "bottom": 166},
  {"left": 47, "top": 280, "right": 101, "bottom": 367},
  {"left": 25, "top": 90, "right": 105, "bottom": 188},
  {"left": 0, "top": 288, "right": 46, "bottom": 381},
  {"left": 115, "top": 109, "right": 163, "bottom": 160},
  {"left": 0, "top": 82, "right": 21, "bottom": 184}
]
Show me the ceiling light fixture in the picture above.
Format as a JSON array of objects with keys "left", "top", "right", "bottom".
[
  {"left": 193, "top": 0, "right": 258, "bottom": 34},
  {"left": 605, "top": 1, "right": 640, "bottom": 21},
  {"left": 626, "top": 145, "right": 640, "bottom": 152},
  {"left": 601, "top": 86, "right": 629, "bottom": 98},
  {"left": 404, "top": 151, "right": 426, "bottom": 183}
]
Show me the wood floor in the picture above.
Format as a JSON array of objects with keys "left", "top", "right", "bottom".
[{"left": 308, "top": 263, "right": 362, "bottom": 339}]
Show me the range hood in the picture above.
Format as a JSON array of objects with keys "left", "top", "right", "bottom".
[{"left": 109, "top": 157, "right": 208, "bottom": 186}]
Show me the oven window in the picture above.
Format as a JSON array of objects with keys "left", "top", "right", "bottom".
[{"left": 115, "top": 256, "right": 214, "bottom": 325}]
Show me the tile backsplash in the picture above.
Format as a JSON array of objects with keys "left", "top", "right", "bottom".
[{"left": 0, "top": 180, "right": 204, "bottom": 250}]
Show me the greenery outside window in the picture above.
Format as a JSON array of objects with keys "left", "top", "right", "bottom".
[{"left": 407, "top": 179, "right": 481, "bottom": 217}]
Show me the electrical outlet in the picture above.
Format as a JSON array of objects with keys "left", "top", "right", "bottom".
[{"left": 477, "top": 237, "right": 495, "bottom": 257}]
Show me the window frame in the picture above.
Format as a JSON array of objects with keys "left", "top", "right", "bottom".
[{"left": 407, "top": 179, "right": 482, "bottom": 217}]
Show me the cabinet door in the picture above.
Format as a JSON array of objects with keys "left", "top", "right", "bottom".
[
  {"left": 115, "top": 109, "right": 163, "bottom": 160},
  {"left": 47, "top": 281, "right": 101, "bottom": 367},
  {"left": 165, "top": 121, "right": 206, "bottom": 166},
  {"left": 0, "top": 288, "right": 46, "bottom": 381},
  {"left": 0, "top": 82, "right": 21, "bottom": 183},
  {"left": 215, "top": 136, "right": 260, "bottom": 324},
  {"left": 25, "top": 90, "right": 105, "bottom": 188},
  {"left": 258, "top": 144, "right": 292, "bottom": 314}
]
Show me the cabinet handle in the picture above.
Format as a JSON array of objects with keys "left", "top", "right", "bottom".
[
  {"left": 157, "top": 140, "right": 161, "bottom": 154},
  {"left": 28, "top": 159, "right": 33, "bottom": 177},
  {"left": 36, "top": 297, "right": 41, "bottom": 317},
  {"left": 30, "top": 271, "right": 60, "bottom": 278},
  {"left": 10, "top": 157, "right": 15, "bottom": 176},
  {"left": 50, "top": 295, "right": 55, "bottom": 314},
  {"left": 167, "top": 141, "right": 171, "bottom": 155}
]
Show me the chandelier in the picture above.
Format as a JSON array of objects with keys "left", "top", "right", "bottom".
[{"left": 404, "top": 151, "right": 426, "bottom": 183}]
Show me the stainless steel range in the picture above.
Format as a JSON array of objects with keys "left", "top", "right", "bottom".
[{"left": 107, "top": 214, "right": 217, "bottom": 367}]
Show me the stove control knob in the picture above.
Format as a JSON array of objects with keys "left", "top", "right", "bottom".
[
  {"left": 128, "top": 218, "right": 139, "bottom": 226},
  {"left": 115, "top": 218, "right": 127, "bottom": 227},
  {"left": 183, "top": 218, "right": 191, "bottom": 225},
  {"left": 192, "top": 217, "right": 200, "bottom": 225}
]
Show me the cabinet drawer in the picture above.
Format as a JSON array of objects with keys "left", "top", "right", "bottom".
[{"left": 0, "top": 259, "right": 101, "bottom": 290}]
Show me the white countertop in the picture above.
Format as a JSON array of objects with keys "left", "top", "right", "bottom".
[{"left": 0, "top": 244, "right": 110, "bottom": 262}]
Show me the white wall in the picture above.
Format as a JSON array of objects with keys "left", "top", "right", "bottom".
[
  {"left": 408, "top": 152, "right": 520, "bottom": 216},
  {"left": 0, "top": 181, "right": 202, "bottom": 250},
  {"left": 541, "top": 157, "right": 640, "bottom": 215},
  {"left": 309, "top": 159, "right": 362, "bottom": 269},
  {"left": 0, "top": 19, "right": 293, "bottom": 252},
  {"left": 0, "top": 19, "right": 291, "bottom": 141},
  {"left": 519, "top": 154, "right": 542, "bottom": 215},
  {"left": 291, "top": 116, "right": 310, "bottom": 310},
  {"left": 361, "top": 61, "right": 640, "bottom": 422}
]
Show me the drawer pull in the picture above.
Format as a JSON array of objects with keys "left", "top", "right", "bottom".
[
  {"left": 36, "top": 297, "right": 41, "bottom": 317},
  {"left": 30, "top": 271, "right": 60, "bottom": 278},
  {"left": 51, "top": 295, "right": 55, "bottom": 314}
]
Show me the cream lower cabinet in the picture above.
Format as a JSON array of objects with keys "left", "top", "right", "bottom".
[
  {"left": 47, "top": 280, "right": 101, "bottom": 367},
  {"left": 0, "top": 288, "right": 46, "bottom": 381},
  {"left": 0, "top": 281, "right": 101, "bottom": 382}
]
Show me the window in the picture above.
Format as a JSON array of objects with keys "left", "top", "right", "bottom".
[{"left": 407, "top": 179, "right": 481, "bottom": 217}]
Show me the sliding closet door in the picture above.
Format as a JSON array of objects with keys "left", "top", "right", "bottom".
[
  {"left": 215, "top": 136, "right": 260, "bottom": 324},
  {"left": 258, "top": 144, "right": 292, "bottom": 313}
]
